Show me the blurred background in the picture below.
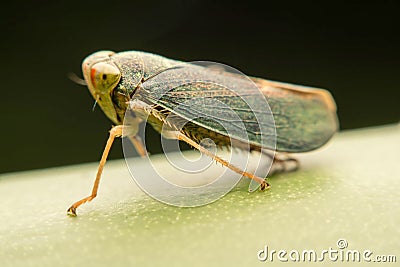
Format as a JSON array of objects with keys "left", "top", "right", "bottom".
[{"left": 1, "top": 0, "right": 399, "bottom": 173}]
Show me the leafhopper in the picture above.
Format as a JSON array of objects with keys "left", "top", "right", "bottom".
[{"left": 67, "top": 51, "right": 338, "bottom": 216}]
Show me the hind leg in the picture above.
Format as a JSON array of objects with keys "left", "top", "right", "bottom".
[{"left": 261, "top": 150, "right": 300, "bottom": 175}]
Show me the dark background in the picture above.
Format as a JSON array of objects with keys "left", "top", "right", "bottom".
[{"left": 1, "top": 0, "right": 399, "bottom": 173}]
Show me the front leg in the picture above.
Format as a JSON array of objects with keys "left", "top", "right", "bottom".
[
  {"left": 67, "top": 123, "right": 147, "bottom": 216},
  {"left": 67, "top": 125, "right": 123, "bottom": 216}
]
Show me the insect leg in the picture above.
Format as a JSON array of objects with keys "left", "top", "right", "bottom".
[
  {"left": 262, "top": 149, "right": 299, "bottom": 175},
  {"left": 67, "top": 125, "right": 123, "bottom": 216},
  {"left": 123, "top": 114, "right": 148, "bottom": 157},
  {"left": 128, "top": 135, "right": 148, "bottom": 158},
  {"left": 176, "top": 132, "right": 270, "bottom": 191}
]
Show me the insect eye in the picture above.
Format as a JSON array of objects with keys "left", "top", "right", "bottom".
[{"left": 90, "top": 62, "right": 121, "bottom": 94}]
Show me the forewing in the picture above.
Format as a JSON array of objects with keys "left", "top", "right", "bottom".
[
  {"left": 139, "top": 63, "right": 276, "bottom": 150},
  {"left": 252, "top": 78, "right": 339, "bottom": 152},
  {"left": 138, "top": 62, "right": 338, "bottom": 152}
]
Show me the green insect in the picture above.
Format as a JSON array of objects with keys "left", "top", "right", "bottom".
[{"left": 67, "top": 51, "right": 338, "bottom": 216}]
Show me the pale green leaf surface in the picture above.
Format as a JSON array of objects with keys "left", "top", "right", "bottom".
[{"left": 0, "top": 124, "right": 399, "bottom": 266}]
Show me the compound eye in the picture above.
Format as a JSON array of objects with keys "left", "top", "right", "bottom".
[{"left": 90, "top": 62, "right": 121, "bottom": 94}]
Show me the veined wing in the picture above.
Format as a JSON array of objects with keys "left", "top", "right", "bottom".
[{"left": 138, "top": 63, "right": 338, "bottom": 152}]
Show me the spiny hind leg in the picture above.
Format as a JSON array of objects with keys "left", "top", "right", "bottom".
[
  {"left": 175, "top": 132, "right": 270, "bottom": 191},
  {"left": 262, "top": 150, "right": 299, "bottom": 175}
]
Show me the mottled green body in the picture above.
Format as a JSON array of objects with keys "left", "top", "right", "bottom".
[{"left": 84, "top": 51, "right": 338, "bottom": 152}]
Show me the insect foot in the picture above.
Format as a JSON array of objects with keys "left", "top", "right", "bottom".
[
  {"left": 260, "top": 181, "right": 271, "bottom": 191},
  {"left": 67, "top": 206, "right": 77, "bottom": 217}
]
